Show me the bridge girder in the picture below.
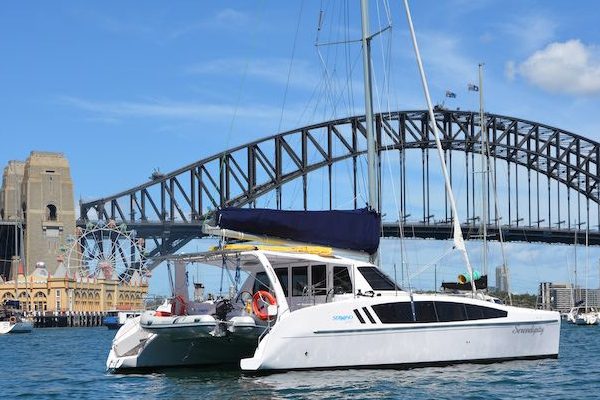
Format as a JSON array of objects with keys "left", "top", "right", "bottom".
[{"left": 79, "top": 110, "right": 600, "bottom": 257}]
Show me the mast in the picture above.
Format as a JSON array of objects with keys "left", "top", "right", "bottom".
[
  {"left": 479, "top": 64, "right": 488, "bottom": 278},
  {"left": 402, "top": 0, "right": 476, "bottom": 294},
  {"left": 585, "top": 225, "right": 589, "bottom": 311},
  {"left": 360, "top": 0, "right": 379, "bottom": 264}
]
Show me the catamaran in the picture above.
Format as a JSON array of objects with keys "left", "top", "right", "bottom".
[{"left": 106, "top": 0, "right": 560, "bottom": 372}]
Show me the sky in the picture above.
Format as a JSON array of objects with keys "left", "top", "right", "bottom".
[{"left": 2, "top": 1, "right": 600, "bottom": 295}]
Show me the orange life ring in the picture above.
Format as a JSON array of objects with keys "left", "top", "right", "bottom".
[
  {"left": 9, "top": 316, "right": 17, "bottom": 324},
  {"left": 252, "top": 290, "right": 277, "bottom": 321}
]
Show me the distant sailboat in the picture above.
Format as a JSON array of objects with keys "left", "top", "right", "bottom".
[{"left": 567, "top": 227, "right": 599, "bottom": 325}]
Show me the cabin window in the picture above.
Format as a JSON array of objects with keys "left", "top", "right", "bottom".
[
  {"left": 292, "top": 266, "right": 308, "bottom": 296},
  {"left": 372, "top": 301, "right": 506, "bottom": 324},
  {"left": 357, "top": 267, "right": 400, "bottom": 291},
  {"left": 372, "top": 302, "right": 415, "bottom": 323},
  {"left": 435, "top": 302, "right": 467, "bottom": 322},
  {"left": 311, "top": 264, "right": 327, "bottom": 296},
  {"left": 333, "top": 266, "right": 352, "bottom": 293},
  {"left": 465, "top": 304, "right": 507, "bottom": 320},
  {"left": 253, "top": 272, "right": 271, "bottom": 293},
  {"left": 414, "top": 301, "right": 437, "bottom": 323},
  {"left": 275, "top": 268, "right": 289, "bottom": 297}
]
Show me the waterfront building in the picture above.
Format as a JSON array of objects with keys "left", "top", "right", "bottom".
[
  {"left": 538, "top": 282, "right": 600, "bottom": 313},
  {"left": 0, "top": 259, "right": 148, "bottom": 313}
]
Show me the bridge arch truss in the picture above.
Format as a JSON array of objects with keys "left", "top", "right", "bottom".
[{"left": 79, "top": 110, "right": 600, "bottom": 258}]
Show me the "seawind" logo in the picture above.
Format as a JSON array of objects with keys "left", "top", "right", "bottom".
[{"left": 332, "top": 314, "right": 354, "bottom": 321}]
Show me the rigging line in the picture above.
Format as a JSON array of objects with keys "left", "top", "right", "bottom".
[
  {"left": 402, "top": 0, "right": 476, "bottom": 295},
  {"left": 485, "top": 126, "right": 513, "bottom": 305},
  {"left": 277, "top": 0, "right": 305, "bottom": 134},
  {"left": 407, "top": 246, "right": 454, "bottom": 282},
  {"left": 344, "top": 0, "right": 354, "bottom": 116}
]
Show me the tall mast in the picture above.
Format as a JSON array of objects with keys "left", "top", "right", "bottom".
[
  {"left": 360, "top": 0, "right": 379, "bottom": 262},
  {"left": 479, "top": 64, "right": 488, "bottom": 278},
  {"left": 402, "top": 0, "right": 476, "bottom": 294}
]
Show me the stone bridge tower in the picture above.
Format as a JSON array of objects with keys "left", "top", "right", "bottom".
[{"left": 21, "top": 152, "right": 75, "bottom": 276}]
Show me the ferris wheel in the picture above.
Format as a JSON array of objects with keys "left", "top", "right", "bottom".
[{"left": 64, "top": 221, "right": 149, "bottom": 285}]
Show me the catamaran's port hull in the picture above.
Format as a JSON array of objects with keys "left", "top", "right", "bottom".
[{"left": 241, "top": 318, "right": 561, "bottom": 371}]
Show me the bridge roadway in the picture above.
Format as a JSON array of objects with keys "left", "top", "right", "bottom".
[{"left": 75, "top": 220, "right": 600, "bottom": 247}]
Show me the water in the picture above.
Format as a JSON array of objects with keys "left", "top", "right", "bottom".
[{"left": 2, "top": 324, "right": 597, "bottom": 399}]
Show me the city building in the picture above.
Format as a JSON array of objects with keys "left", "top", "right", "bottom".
[
  {"left": 495, "top": 265, "right": 509, "bottom": 293},
  {"left": 538, "top": 282, "right": 600, "bottom": 313}
]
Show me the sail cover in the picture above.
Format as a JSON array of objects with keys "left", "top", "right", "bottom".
[{"left": 216, "top": 207, "right": 381, "bottom": 254}]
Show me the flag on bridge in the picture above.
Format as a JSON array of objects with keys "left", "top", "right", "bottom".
[
  {"left": 468, "top": 83, "right": 479, "bottom": 92},
  {"left": 445, "top": 90, "right": 456, "bottom": 98}
]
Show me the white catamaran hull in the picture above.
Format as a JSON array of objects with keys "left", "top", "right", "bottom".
[
  {"left": 0, "top": 319, "right": 33, "bottom": 334},
  {"left": 241, "top": 299, "right": 561, "bottom": 371}
]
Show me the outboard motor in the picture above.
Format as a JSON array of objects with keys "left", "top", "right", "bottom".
[{"left": 214, "top": 298, "right": 233, "bottom": 321}]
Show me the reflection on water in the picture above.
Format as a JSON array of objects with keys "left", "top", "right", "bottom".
[{"left": 1, "top": 324, "right": 597, "bottom": 399}]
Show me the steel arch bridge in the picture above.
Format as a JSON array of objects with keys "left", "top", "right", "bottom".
[{"left": 79, "top": 109, "right": 600, "bottom": 262}]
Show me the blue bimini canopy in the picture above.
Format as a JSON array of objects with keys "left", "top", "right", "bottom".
[{"left": 215, "top": 207, "right": 381, "bottom": 255}]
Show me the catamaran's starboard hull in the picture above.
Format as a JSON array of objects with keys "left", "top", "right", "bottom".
[{"left": 241, "top": 302, "right": 561, "bottom": 371}]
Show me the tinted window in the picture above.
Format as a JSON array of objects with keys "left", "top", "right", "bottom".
[
  {"left": 435, "top": 302, "right": 467, "bottom": 322},
  {"left": 275, "top": 268, "right": 289, "bottom": 297},
  {"left": 333, "top": 266, "right": 352, "bottom": 293},
  {"left": 292, "top": 266, "right": 308, "bottom": 296},
  {"left": 253, "top": 272, "right": 270, "bottom": 293},
  {"left": 358, "top": 267, "right": 400, "bottom": 291},
  {"left": 372, "top": 302, "right": 415, "bottom": 323},
  {"left": 465, "top": 304, "right": 507, "bottom": 320},
  {"left": 311, "top": 265, "right": 327, "bottom": 296},
  {"left": 414, "top": 301, "right": 437, "bottom": 323}
]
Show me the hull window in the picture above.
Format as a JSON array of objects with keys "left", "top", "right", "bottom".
[
  {"left": 465, "top": 304, "right": 507, "bottom": 320},
  {"left": 372, "top": 301, "right": 507, "bottom": 324},
  {"left": 436, "top": 301, "right": 468, "bottom": 322},
  {"left": 371, "top": 302, "right": 414, "bottom": 323},
  {"left": 414, "top": 301, "right": 437, "bottom": 323}
]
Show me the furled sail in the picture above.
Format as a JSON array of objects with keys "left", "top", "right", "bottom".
[{"left": 215, "top": 207, "right": 381, "bottom": 255}]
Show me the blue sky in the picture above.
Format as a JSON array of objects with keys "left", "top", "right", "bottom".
[{"left": 2, "top": 1, "right": 600, "bottom": 295}]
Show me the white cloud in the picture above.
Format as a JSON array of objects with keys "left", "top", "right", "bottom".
[{"left": 518, "top": 40, "right": 600, "bottom": 95}]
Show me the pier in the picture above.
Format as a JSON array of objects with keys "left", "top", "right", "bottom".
[{"left": 30, "top": 312, "right": 104, "bottom": 328}]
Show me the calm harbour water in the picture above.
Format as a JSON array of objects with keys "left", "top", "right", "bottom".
[{"left": 2, "top": 323, "right": 598, "bottom": 399}]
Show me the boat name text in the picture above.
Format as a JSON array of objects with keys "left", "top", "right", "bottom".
[{"left": 512, "top": 326, "right": 543, "bottom": 335}]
